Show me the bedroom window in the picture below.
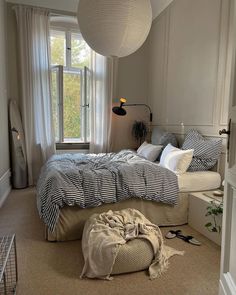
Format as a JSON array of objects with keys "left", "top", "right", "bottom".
[{"left": 50, "top": 27, "right": 91, "bottom": 143}]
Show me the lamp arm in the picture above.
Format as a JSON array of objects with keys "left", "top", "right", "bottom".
[{"left": 123, "top": 103, "right": 153, "bottom": 122}]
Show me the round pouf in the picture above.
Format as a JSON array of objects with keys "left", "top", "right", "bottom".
[
  {"left": 77, "top": 0, "right": 152, "bottom": 57},
  {"left": 112, "top": 238, "right": 154, "bottom": 275}
]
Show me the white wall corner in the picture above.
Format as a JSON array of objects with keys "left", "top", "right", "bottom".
[
  {"left": 219, "top": 280, "right": 227, "bottom": 295},
  {"left": 219, "top": 273, "right": 236, "bottom": 295},
  {"left": 0, "top": 170, "right": 11, "bottom": 207}
]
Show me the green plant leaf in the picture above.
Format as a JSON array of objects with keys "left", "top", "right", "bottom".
[
  {"left": 205, "top": 222, "right": 212, "bottom": 227},
  {"left": 205, "top": 200, "right": 223, "bottom": 234}
]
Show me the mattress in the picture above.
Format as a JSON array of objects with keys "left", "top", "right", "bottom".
[
  {"left": 46, "top": 192, "right": 189, "bottom": 242},
  {"left": 178, "top": 171, "right": 221, "bottom": 192},
  {"left": 45, "top": 171, "right": 221, "bottom": 242}
]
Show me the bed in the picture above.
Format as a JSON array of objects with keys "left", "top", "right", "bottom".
[{"left": 36, "top": 148, "right": 221, "bottom": 242}]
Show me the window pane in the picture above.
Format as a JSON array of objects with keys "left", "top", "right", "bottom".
[
  {"left": 51, "top": 69, "right": 60, "bottom": 142},
  {"left": 71, "top": 32, "right": 91, "bottom": 68},
  {"left": 50, "top": 30, "right": 66, "bottom": 66},
  {"left": 63, "top": 71, "right": 82, "bottom": 142}
]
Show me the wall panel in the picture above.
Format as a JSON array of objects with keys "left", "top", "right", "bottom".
[
  {"left": 166, "top": 0, "right": 221, "bottom": 126},
  {"left": 148, "top": 0, "right": 230, "bottom": 137},
  {"left": 148, "top": 9, "right": 169, "bottom": 125}
]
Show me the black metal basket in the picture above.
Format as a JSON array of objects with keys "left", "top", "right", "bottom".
[{"left": 0, "top": 235, "right": 17, "bottom": 295}]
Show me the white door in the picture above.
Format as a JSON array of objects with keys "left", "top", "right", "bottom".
[{"left": 219, "top": 0, "right": 236, "bottom": 294}]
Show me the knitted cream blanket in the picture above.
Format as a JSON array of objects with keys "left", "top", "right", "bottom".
[{"left": 80, "top": 208, "right": 184, "bottom": 280}]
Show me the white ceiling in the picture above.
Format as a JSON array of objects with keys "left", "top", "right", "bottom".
[
  {"left": 7, "top": 0, "right": 79, "bottom": 12},
  {"left": 150, "top": 0, "right": 174, "bottom": 19},
  {"left": 7, "top": 0, "right": 174, "bottom": 19}
]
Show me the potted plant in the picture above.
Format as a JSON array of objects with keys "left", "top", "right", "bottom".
[
  {"left": 132, "top": 121, "right": 148, "bottom": 147},
  {"left": 205, "top": 201, "right": 223, "bottom": 233}
]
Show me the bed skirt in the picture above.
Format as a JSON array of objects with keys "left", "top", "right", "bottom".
[{"left": 45, "top": 192, "right": 189, "bottom": 241}]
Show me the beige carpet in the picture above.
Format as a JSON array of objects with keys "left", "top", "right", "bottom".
[{"left": 0, "top": 188, "right": 221, "bottom": 295}]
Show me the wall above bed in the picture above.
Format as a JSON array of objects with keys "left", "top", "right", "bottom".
[
  {"left": 147, "top": 0, "right": 229, "bottom": 137},
  {"left": 147, "top": 0, "right": 230, "bottom": 179}
]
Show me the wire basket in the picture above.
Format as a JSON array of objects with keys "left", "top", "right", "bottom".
[{"left": 0, "top": 235, "right": 18, "bottom": 295}]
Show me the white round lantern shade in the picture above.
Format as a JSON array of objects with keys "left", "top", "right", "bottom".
[{"left": 77, "top": 0, "right": 152, "bottom": 58}]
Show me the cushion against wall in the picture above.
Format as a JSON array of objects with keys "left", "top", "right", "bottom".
[
  {"left": 151, "top": 127, "right": 178, "bottom": 160},
  {"left": 182, "top": 129, "right": 222, "bottom": 171},
  {"left": 137, "top": 141, "right": 163, "bottom": 162},
  {"left": 151, "top": 127, "right": 178, "bottom": 147}
]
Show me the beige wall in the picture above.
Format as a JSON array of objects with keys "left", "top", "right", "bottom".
[
  {"left": 112, "top": 0, "right": 231, "bottom": 152},
  {"left": 147, "top": 0, "right": 230, "bottom": 177},
  {"left": 0, "top": 0, "right": 10, "bottom": 201},
  {"left": 117, "top": 41, "right": 149, "bottom": 105},
  {"left": 148, "top": 0, "right": 230, "bottom": 138},
  {"left": 0, "top": 0, "right": 10, "bottom": 176},
  {"left": 111, "top": 41, "right": 150, "bottom": 151}
]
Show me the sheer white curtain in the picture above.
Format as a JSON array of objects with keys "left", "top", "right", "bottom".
[
  {"left": 89, "top": 53, "right": 118, "bottom": 154},
  {"left": 14, "top": 6, "right": 55, "bottom": 185}
]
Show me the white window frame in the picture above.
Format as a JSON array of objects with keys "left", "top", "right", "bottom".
[{"left": 50, "top": 26, "right": 90, "bottom": 144}]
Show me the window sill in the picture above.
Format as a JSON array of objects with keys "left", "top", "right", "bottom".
[{"left": 56, "top": 142, "right": 90, "bottom": 150}]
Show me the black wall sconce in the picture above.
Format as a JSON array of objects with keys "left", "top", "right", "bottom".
[{"left": 112, "top": 98, "right": 153, "bottom": 122}]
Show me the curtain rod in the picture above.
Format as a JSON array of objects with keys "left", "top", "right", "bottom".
[{"left": 11, "top": 3, "right": 76, "bottom": 17}]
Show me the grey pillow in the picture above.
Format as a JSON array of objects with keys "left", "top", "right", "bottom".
[
  {"left": 151, "top": 127, "right": 178, "bottom": 147},
  {"left": 151, "top": 127, "right": 178, "bottom": 160},
  {"left": 182, "top": 129, "right": 222, "bottom": 171}
]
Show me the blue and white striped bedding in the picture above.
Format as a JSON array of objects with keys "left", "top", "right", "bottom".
[{"left": 37, "top": 150, "right": 179, "bottom": 232}]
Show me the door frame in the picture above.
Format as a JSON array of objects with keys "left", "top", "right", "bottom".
[{"left": 219, "top": 0, "right": 236, "bottom": 294}]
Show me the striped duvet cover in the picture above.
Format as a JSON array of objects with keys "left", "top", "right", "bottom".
[{"left": 37, "top": 150, "right": 179, "bottom": 232}]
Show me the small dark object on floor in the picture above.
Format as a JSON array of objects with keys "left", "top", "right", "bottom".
[
  {"left": 165, "top": 230, "right": 201, "bottom": 246},
  {"left": 176, "top": 234, "right": 201, "bottom": 246},
  {"left": 165, "top": 230, "right": 182, "bottom": 239}
]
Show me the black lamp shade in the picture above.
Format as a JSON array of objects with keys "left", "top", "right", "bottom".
[
  {"left": 112, "top": 99, "right": 152, "bottom": 122},
  {"left": 112, "top": 106, "right": 127, "bottom": 116}
]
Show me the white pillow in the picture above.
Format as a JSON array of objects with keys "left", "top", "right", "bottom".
[
  {"left": 160, "top": 143, "right": 194, "bottom": 175},
  {"left": 137, "top": 141, "right": 148, "bottom": 154},
  {"left": 137, "top": 141, "right": 163, "bottom": 162}
]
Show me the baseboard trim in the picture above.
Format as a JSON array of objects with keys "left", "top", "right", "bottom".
[
  {"left": 219, "top": 273, "right": 236, "bottom": 295},
  {"left": 0, "top": 169, "right": 11, "bottom": 207},
  {"left": 219, "top": 279, "right": 227, "bottom": 295}
]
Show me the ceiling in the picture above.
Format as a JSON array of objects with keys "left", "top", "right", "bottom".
[
  {"left": 150, "top": 0, "right": 174, "bottom": 19},
  {"left": 7, "top": 0, "right": 174, "bottom": 19}
]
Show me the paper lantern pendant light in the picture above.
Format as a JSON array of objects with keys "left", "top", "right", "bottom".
[{"left": 77, "top": 0, "right": 152, "bottom": 58}]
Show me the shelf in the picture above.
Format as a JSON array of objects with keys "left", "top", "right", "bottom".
[{"left": 202, "top": 190, "right": 224, "bottom": 203}]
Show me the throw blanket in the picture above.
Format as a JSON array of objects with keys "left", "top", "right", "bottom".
[
  {"left": 81, "top": 208, "right": 184, "bottom": 280},
  {"left": 37, "top": 150, "right": 178, "bottom": 232}
]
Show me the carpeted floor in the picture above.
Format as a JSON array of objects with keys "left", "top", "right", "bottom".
[{"left": 0, "top": 188, "right": 221, "bottom": 295}]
